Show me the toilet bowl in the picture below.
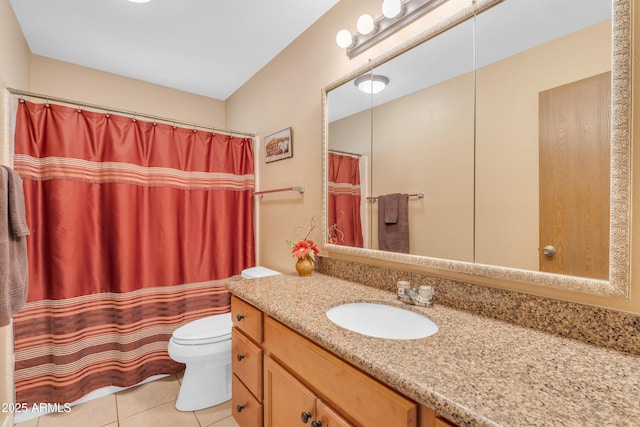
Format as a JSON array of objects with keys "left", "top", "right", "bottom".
[
  {"left": 168, "top": 266, "right": 279, "bottom": 411},
  {"left": 168, "top": 313, "right": 232, "bottom": 411}
]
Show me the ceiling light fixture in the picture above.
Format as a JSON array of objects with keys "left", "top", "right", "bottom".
[
  {"left": 128, "top": 0, "right": 151, "bottom": 3},
  {"left": 336, "top": 0, "right": 448, "bottom": 59},
  {"left": 354, "top": 75, "right": 390, "bottom": 94}
]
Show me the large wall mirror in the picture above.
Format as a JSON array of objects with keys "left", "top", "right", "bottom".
[{"left": 322, "top": 0, "right": 632, "bottom": 297}]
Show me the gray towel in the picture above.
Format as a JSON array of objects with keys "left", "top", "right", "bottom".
[
  {"left": 378, "top": 193, "right": 409, "bottom": 253},
  {"left": 0, "top": 166, "right": 30, "bottom": 326},
  {"left": 384, "top": 193, "right": 399, "bottom": 224}
]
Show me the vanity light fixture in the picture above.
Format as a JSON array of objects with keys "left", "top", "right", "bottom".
[
  {"left": 336, "top": 0, "right": 448, "bottom": 58},
  {"left": 354, "top": 75, "right": 389, "bottom": 94}
]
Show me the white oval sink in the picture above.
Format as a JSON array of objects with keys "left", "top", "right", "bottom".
[{"left": 326, "top": 302, "right": 438, "bottom": 340}]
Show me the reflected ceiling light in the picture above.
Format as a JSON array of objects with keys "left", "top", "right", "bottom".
[
  {"left": 354, "top": 75, "right": 389, "bottom": 94},
  {"left": 356, "top": 14, "right": 376, "bottom": 35},
  {"left": 382, "top": 0, "right": 403, "bottom": 18},
  {"left": 336, "top": 29, "right": 353, "bottom": 48},
  {"left": 335, "top": 0, "right": 448, "bottom": 58}
]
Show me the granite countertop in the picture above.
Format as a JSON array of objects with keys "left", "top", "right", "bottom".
[{"left": 227, "top": 273, "right": 640, "bottom": 427}]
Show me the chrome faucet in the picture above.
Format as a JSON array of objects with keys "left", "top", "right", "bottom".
[{"left": 397, "top": 281, "right": 434, "bottom": 307}]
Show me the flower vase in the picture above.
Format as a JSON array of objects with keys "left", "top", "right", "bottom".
[{"left": 295, "top": 256, "right": 314, "bottom": 277}]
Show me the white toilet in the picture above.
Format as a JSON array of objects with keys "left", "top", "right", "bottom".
[{"left": 168, "top": 266, "right": 280, "bottom": 411}]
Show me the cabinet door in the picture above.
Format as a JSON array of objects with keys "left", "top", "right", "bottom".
[
  {"left": 316, "top": 399, "right": 353, "bottom": 427},
  {"left": 264, "top": 356, "right": 316, "bottom": 427}
]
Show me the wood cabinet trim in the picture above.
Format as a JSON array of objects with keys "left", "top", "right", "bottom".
[{"left": 263, "top": 315, "right": 417, "bottom": 427}]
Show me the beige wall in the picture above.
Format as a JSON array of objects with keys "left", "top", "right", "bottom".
[
  {"left": 0, "top": 1, "right": 29, "bottom": 424},
  {"left": 226, "top": 0, "right": 471, "bottom": 273},
  {"left": 329, "top": 73, "right": 475, "bottom": 262},
  {"left": 29, "top": 56, "right": 225, "bottom": 126}
]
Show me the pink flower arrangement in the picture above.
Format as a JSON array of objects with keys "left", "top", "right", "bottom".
[
  {"left": 287, "top": 223, "right": 320, "bottom": 261},
  {"left": 288, "top": 239, "right": 320, "bottom": 261}
]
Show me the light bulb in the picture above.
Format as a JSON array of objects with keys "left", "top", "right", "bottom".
[
  {"left": 336, "top": 29, "right": 353, "bottom": 48},
  {"left": 382, "top": 0, "right": 402, "bottom": 18},
  {"left": 356, "top": 14, "right": 375, "bottom": 35}
]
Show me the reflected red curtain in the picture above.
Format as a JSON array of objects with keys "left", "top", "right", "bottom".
[
  {"left": 327, "top": 152, "right": 363, "bottom": 247},
  {"left": 12, "top": 100, "right": 255, "bottom": 405}
]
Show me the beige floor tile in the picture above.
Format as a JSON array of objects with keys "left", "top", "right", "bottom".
[
  {"left": 209, "top": 415, "right": 240, "bottom": 427},
  {"left": 194, "top": 400, "right": 232, "bottom": 426},
  {"left": 37, "top": 394, "right": 117, "bottom": 427},
  {"left": 116, "top": 375, "right": 180, "bottom": 419},
  {"left": 118, "top": 401, "right": 200, "bottom": 427}
]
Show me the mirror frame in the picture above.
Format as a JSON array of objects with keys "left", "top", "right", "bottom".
[{"left": 321, "top": 0, "right": 632, "bottom": 297}]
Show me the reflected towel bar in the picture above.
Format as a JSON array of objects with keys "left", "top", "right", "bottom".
[
  {"left": 254, "top": 186, "right": 305, "bottom": 196},
  {"left": 367, "top": 192, "right": 424, "bottom": 202}
]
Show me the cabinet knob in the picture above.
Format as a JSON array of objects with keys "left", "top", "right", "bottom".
[
  {"left": 236, "top": 404, "right": 245, "bottom": 413},
  {"left": 236, "top": 314, "right": 245, "bottom": 321},
  {"left": 311, "top": 421, "right": 323, "bottom": 427},
  {"left": 301, "top": 411, "right": 312, "bottom": 423},
  {"left": 236, "top": 354, "right": 245, "bottom": 362}
]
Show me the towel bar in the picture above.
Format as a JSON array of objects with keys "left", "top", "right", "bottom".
[{"left": 367, "top": 192, "right": 424, "bottom": 201}]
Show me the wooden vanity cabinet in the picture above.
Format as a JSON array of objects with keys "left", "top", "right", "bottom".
[
  {"left": 263, "top": 315, "right": 417, "bottom": 426},
  {"left": 231, "top": 295, "right": 458, "bottom": 427}
]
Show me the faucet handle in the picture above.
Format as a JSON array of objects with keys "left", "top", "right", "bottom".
[{"left": 418, "top": 285, "right": 434, "bottom": 304}]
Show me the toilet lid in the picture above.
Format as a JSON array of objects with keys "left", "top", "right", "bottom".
[{"left": 172, "top": 313, "right": 232, "bottom": 345}]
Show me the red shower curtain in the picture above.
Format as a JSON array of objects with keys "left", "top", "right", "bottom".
[
  {"left": 12, "top": 100, "right": 255, "bottom": 405},
  {"left": 327, "top": 152, "right": 363, "bottom": 247}
]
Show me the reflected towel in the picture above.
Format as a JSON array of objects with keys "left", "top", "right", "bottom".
[
  {"left": 384, "top": 193, "right": 399, "bottom": 224},
  {"left": 0, "top": 166, "right": 30, "bottom": 327},
  {"left": 378, "top": 193, "right": 409, "bottom": 253}
]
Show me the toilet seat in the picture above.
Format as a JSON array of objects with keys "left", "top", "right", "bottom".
[{"left": 171, "top": 313, "right": 232, "bottom": 345}]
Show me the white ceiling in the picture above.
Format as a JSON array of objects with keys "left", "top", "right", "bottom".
[{"left": 9, "top": 0, "right": 339, "bottom": 100}]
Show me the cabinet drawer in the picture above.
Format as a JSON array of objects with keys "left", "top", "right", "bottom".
[
  {"left": 232, "top": 374, "right": 263, "bottom": 427},
  {"left": 232, "top": 328, "right": 263, "bottom": 400},
  {"left": 263, "top": 316, "right": 417, "bottom": 427},
  {"left": 232, "top": 296, "right": 263, "bottom": 343}
]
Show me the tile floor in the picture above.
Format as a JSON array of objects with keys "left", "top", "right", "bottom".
[{"left": 15, "top": 373, "right": 239, "bottom": 427}]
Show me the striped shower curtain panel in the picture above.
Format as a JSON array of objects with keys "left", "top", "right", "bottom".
[
  {"left": 11, "top": 99, "right": 255, "bottom": 405},
  {"left": 327, "top": 152, "right": 363, "bottom": 247}
]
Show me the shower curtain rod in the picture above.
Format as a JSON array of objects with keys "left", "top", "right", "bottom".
[
  {"left": 6, "top": 87, "right": 256, "bottom": 138},
  {"left": 328, "top": 149, "right": 362, "bottom": 158}
]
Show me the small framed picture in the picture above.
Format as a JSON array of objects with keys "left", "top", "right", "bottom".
[{"left": 265, "top": 127, "right": 293, "bottom": 163}]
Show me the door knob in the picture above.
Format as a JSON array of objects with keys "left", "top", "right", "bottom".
[{"left": 542, "top": 245, "right": 557, "bottom": 257}]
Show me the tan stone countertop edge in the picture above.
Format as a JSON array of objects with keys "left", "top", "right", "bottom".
[{"left": 227, "top": 273, "right": 640, "bottom": 427}]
